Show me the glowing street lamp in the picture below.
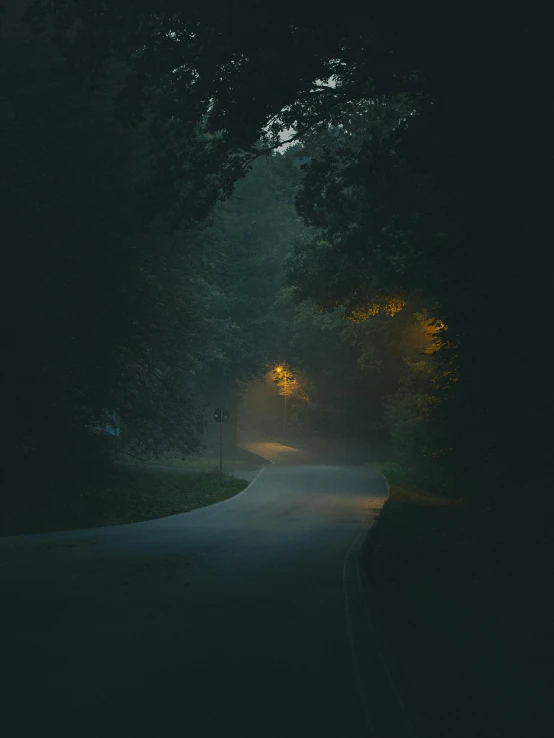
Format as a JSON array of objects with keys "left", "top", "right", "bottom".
[{"left": 275, "top": 365, "right": 290, "bottom": 436}]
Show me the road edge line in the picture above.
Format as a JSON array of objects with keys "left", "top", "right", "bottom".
[
  {"left": 191, "top": 465, "right": 270, "bottom": 513},
  {"left": 344, "top": 528, "right": 378, "bottom": 737},
  {"left": 358, "top": 471, "right": 419, "bottom": 737}
]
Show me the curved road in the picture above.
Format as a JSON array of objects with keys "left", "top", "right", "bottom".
[{"left": 0, "top": 447, "right": 408, "bottom": 737}]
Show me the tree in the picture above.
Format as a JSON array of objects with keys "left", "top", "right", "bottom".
[
  {"left": 1, "top": 1, "right": 233, "bottom": 472},
  {"left": 16, "top": 2, "right": 554, "bottom": 517}
]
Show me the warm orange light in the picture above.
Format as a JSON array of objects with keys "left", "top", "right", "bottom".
[
  {"left": 347, "top": 296, "right": 407, "bottom": 323},
  {"left": 276, "top": 366, "right": 283, "bottom": 373}
]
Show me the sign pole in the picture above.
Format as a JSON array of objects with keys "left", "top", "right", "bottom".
[
  {"left": 219, "top": 415, "right": 223, "bottom": 473},
  {"left": 214, "top": 407, "right": 229, "bottom": 474}
]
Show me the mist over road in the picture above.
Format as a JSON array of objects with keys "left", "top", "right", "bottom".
[{"left": 1, "top": 447, "right": 390, "bottom": 737}]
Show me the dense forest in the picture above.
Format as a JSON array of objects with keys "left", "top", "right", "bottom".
[{"left": 4, "top": 2, "right": 551, "bottom": 528}]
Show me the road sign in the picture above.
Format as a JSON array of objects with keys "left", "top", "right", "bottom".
[{"left": 214, "top": 407, "right": 230, "bottom": 423}]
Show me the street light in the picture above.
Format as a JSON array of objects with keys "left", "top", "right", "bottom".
[{"left": 275, "top": 365, "right": 288, "bottom": 437}]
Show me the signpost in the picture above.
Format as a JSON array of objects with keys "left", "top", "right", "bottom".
[{"left": 213, "top": 407, "right": 230, "bottom": 473}]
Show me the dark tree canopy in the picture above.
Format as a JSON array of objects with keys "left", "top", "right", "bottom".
[{"left": 3, "top": 1, "right": 552, "bottom": 520}]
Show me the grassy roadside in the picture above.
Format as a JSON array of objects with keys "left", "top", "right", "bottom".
[
  {"left": 364, "top": 462, "right": 553, "bottom": 738},
  {"left": 119, "top": 452, "right": 259, "bottom": 473},
  {"left": 118, "top": 443, "right": 271, "bottom": 474},
  {"left": 1, "top": 466, "right": 248, "bottom": 537}
]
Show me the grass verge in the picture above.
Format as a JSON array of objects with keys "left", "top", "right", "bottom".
[
  {"left": 118, "top": 447, "right": 267, "bottom": 473},
  {"left": 364, "top": 462, "right": 553, "bottom": 738},
  {"left": 1, "top": 466, "right": 248, "bottom": 537},
  {"left": 120, "top": 453, "right": 258, "bottom": 473}
]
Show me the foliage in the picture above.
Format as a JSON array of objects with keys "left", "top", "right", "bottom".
[
  {"left": 15, "top": 2, "right": 452, "bottom": 466},
  {"left": 383, "top": 391, "right": 439, "bottom": 462},
  {"left": 190, "top": 152, "right": 309, "bottom": 398},
  {"left": 1, "top": 466, "right": 247, "bottom": 536},
  {"left": 7, "top": 2, "right": 552, "bottom": 517},
  {"left": 1, "top": 3, "right": 233, "bottom": 470}
]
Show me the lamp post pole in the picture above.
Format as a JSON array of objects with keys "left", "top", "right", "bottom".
[
  {"left": 275, "top": 365, "right": 289, "bottom": 438},
  {"left": 283, "top": 370, "right": 287, "bottom": 437}
]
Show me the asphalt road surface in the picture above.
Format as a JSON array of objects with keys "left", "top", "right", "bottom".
[{"left": 0, "top": 446, "right": 408, "bottom": 738}]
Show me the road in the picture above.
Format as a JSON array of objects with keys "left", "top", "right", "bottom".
[{"left": 0, "top": 445, "right": 408, "bottom": 737}]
